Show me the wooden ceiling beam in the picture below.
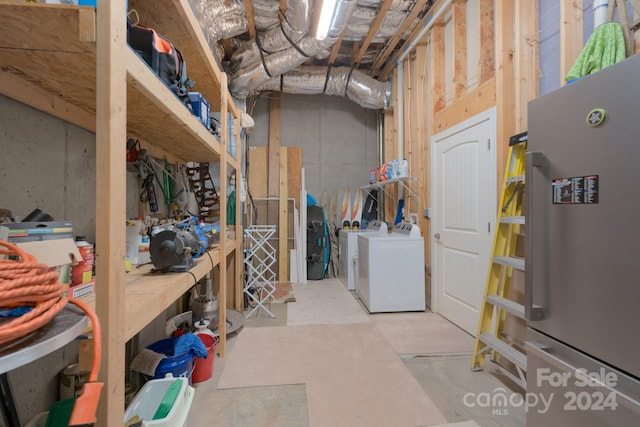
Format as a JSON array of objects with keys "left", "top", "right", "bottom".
[
  {"left": 243, "top": 0, "right": 256, "bottom": 39},
  {"left": 328, "top": 31, "right": 346, "bottom": 64},
  {"left": 352, "top": 0, "right": 393, "bottom": 67},
  {"left": 222, "top": 39, "right": 234, "bottom": 59},
  {"left": 369, "top": 0, "right": 431, "bottom": 76},
  {"left": 379, "top": 0, "right": 448, "bottom": 80}
]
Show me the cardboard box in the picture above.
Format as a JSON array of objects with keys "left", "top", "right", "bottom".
[{"left": 13, "top": 238, "right": 82, "bottom": 285}]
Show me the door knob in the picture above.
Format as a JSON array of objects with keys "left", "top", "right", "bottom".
[{"left": 434, "top": 233, "right": 440, "bottom": 240}]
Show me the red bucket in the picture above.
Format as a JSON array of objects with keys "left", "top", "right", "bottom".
[{"left": 192, "top": 333, "right": 218, "bottom": 383}]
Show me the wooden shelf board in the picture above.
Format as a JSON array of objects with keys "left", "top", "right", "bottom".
[
  {"left": 0, "top": 3, "right": 222, "bottom": 163},
  {"left": 0, "top": 49, "right": 97, "bottom": 117},
  {"left": 129, "top": 0, "right": 227, "bottom": 112},
  {"left": 126, "top": 48, "right": 221, "bottom": 162},
  {"left": 82, "top": 247, "right": 222, "bottom": 342},
  {"left": 0, "top": 2, "right": 96, "bottom": 52}
]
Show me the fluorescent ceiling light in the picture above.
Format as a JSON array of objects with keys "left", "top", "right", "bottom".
[{"left": 315, "top": 0, "right": 338, "bottom": 40}]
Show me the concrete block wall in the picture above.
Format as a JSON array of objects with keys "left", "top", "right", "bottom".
[
  {"left": 0, "top": 94, "right": 154, "bottom": 425},
  {"left": 249, "top": 93, "right": 378, "bottom": 223}
]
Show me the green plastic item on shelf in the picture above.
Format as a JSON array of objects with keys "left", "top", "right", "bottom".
[{"left": 152, "top": 379, "right": 182, "bottom": 420}]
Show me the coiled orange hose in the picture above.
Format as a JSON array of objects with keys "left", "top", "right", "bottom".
[
  {"left": 0, "top": 240, "right": 70, "bottom": 345},
  {"left": 0, "top": 239, "right": 103, "bottom": 423}
]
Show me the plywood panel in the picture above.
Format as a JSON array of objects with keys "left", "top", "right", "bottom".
[
  {"left": 248, "top": 147, "right": 268, "bottom": 198},
  {"left": 287, "top": 147, "right": 303, "bottom": 209},
  {"left": 279, "top": 146, "right": 288, "bottom": 281}
]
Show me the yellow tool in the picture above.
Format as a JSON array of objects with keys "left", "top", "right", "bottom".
[{"left": 471, "top": 132, "right": 527, "bottom": 388}]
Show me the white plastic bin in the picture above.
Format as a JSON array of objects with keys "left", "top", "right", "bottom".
[{"left": 124, "top": 375, "right": 194, "bottom": 427}]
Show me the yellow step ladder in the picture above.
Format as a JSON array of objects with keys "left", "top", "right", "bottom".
[{"left": 471, "top": 132, "right": 528, "bottom": 388}]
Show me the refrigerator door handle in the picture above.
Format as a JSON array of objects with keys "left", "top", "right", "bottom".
[
  {"left": 525, "top": 151, "right": 546, "bottom": 321},
  {"left": 525, "top": 341, "right": 640, "bottom": 414}
]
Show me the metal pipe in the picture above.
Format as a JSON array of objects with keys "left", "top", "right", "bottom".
[
  {"left": 378, "top": 109, "right": 385, "bottom": 221},
  {"left": 397, "top": 60, "right": 404, "bottom": 161},
  {"left": 397, "top": 60, "right": 404, "bottom": 201},
  {"left": 397, "top": 0, "right": 452, "bottom": 63}
]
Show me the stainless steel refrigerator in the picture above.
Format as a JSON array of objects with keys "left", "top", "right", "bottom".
[{"left": 526, "top": 54, "right": 640, "bottom": 425}]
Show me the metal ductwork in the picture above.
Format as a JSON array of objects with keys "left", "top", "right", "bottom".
[
  {"left": 256, "top": 66, "right": 391, "bottom": 109},
  {"left": 190, "top": 0, "right": 248, "bottom": 41},
  {"left": 192, "top": 0, "right": 393, "bottom": 109},
  {"left": 229, "top": 0, "right": 358, "bottom": 99}
]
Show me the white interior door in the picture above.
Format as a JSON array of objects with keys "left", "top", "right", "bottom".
[{"left": 431, "top": 108, "right": 496, "bottom": 336}]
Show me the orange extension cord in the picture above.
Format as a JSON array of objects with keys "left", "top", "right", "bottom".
[
  {"left": 0, "top": 239, "right": 103, "bottom": 424},
  {"left": 0, "top": 240, "right": 70, "bottom": 346}
]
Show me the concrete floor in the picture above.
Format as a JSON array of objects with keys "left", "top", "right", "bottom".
[{"left": 186, "top": 294, "right": 526, "bottom": 427}]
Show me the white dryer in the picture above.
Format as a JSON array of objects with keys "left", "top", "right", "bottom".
[
  {"left": 356, "top": 222, "right": 425, "bottom": 313},
  {"left": 338, "top": 220, "right": 388, "bottom": 290}
]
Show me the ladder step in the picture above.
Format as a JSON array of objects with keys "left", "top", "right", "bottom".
[
  {"left": 479, "top": 332, "right": 527, "bottom": 370},
  {"left": 506, "top": 174, "right": 525, "bottom": 184},
  {"left": 486, "top": 294, "right": 525, "bottom": 319},
  {"left": 500, "top": 216, "right": 525, "bottom": 224},
  {"left": 494, "top": 256, "right": 525, "bottom": 270}
]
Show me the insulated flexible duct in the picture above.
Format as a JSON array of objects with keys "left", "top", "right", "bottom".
[
  {"left": 256, "top": 66, "right": 391, "bottom": 109},
  {"left": 229, "top": 0, "right": 358, "bottom": 98},
  {"left": 190, "top": 0, "right": 248, "bottom": 40}
]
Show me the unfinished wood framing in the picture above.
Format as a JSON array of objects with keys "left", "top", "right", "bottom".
[
  {"left": 430, "top": 22, "right": 446, "bottom": 113},
  {"left": 371, "top": 0, "right": 431, "bottom": 76},
  {"left": 514, "top": 0, "right": 539, "bottom": 132},
  {"left": 287, "top": 147, "right": 303, "bottom": 212},
  {"left": 414, "top": 43, "right": 429, "bottom": 261},
  {"left": 234, "top": 127, "right": 244, "bottom": 311},
  {"left": 379, "top": 0, "right": 449, "bottom": 80},
  {"left": 353, "top": 0, "right": 394, "bottom": 66},
  {"left": 244, "top": 0, "right": 256, "bottom": 39},
  {"left": 328, "top": 32, "right": 345, "bottom": 64},
  {"left": 608, "top": 0, "right": 633, "bottom": 55},
  {"left": 95, "top": 0, "right": 127, "bottom": 425},
  {"left": 560, "top": 0, "right": 583, "bottom": 85},
  {"left": 495, "top": 0, "right": 516, "bottom": 195},
  {"left": 219, "top": 72, "right": 229, "bottom": 356},
  {"left": 478, "top": 0, "right": 495, "bottom": 84},
  {"left": 268, "top": 94, "right": 281, "bottom": 228},
  {"left": 432, "top": 77, "right": 496, "bottom": 133},
  {"left": 279, "top": 146, "right": 289, "bottom": 281},
  {"left": 453, "top": 0, "right": 467, "bottom": 99}
]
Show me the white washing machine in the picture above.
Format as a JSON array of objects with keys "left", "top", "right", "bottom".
[
  {"left": 356, "top": 222, "right": 425, "bottom": 313},
  {"left": 338, "top": 220, "right": 388, "bottom": 290}
]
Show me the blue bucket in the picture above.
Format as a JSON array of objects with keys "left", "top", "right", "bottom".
[{"left": 147, "top": 338, "right": 194, "bottom": 384}]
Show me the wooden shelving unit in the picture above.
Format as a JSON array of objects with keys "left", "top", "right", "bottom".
[{"left": 0, "top": 1, "right": 244, "bottom": 425}]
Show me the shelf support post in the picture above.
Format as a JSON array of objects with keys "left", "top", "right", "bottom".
[{"left": 95, "top": 0, "right": 127, "bottom": 426}]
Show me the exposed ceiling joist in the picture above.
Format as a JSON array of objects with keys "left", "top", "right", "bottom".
[
  {"left": 369, "top": 0, "right": 432, "bottom": 77},
  {"left": 243, "top": 0, "right": 256, "bottom": 39},
  {"left": 222, "top": 38, "right": 234, "bottom": 58},
  {"left": 379, "top": 0, "right": 447, "bottom": 80},
  {"left": 352, "top": 0, "right": 394, "bottom": 67},
  {"left": 329, "top": 31, "right": 346, "bottom": 64}
]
